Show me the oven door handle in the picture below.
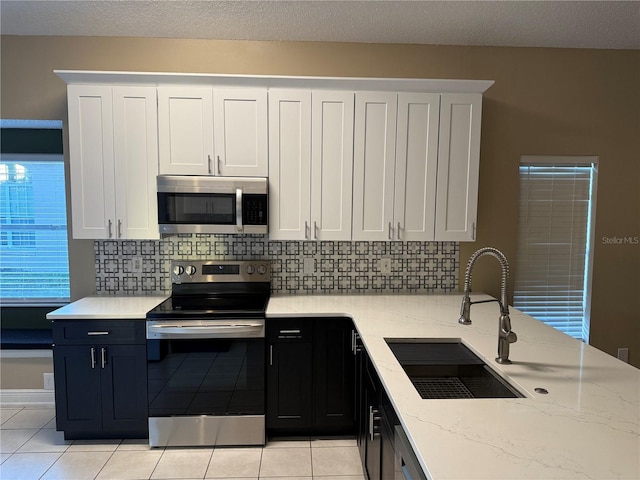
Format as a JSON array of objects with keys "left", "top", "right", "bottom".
[{"left": 147, "top": 323, "right": 263, "bottom": 337}]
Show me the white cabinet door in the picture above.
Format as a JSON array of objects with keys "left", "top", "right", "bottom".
[
  {"left": 393, "top": 93, "right": 440, "bottom": 241},
  {"left": 157, "top": 87, "right": 214, "bottom": 175},
  {"left": 352, "top": 92, "right": 397, "bottom": 241},
  {"left": 214, "top": 89, "right": 268, "bottom": 177},
  {"left": 268, "top": 89, "right": 312, "bottom": 240},
  {"left": 435, "top": 93, "right": 482, "bottom": 241},
  {"left": 112, "top": 86, "right": 159, "bottom": 240},
  {"left": 311, "top": 91, "right": 354, "bottom": 241},
  {"left": 67, "top": 85, "right": 116, "bottom": 239}
]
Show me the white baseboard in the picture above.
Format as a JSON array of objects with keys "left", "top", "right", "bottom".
[{"left": 0, "top": 389, "right": 55, "bottom": 407}]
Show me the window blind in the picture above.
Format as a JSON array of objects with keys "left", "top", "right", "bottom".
[
  {"left": 514, "top": 157, "right": 597, "bottom": 342},
  {"left": 0, "top": 154, "right": 70, "bottom": 304}
]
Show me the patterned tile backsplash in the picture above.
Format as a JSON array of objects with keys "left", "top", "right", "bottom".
[{"left": 94, "top": 234, "right": 459, "bottom": 295}]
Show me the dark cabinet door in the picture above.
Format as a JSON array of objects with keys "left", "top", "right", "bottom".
[
  {"left": 53, "top": 345, "right": 102, "bottom": 434},
  {"left": 313, "top": 318, "right": 355, "bottom": 433},
  {"left": 101, "top": 344, "right": 148, "bottom": 437},
  {"left": 266, "top": 320, "right": 313, "bottom": 433}
]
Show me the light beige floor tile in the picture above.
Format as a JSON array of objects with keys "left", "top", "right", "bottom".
[
  {"left": 205, "top": 447, "right": 262, "bottom": 478},
  {"left": 258, "top": 446, "right": 312, "bottom": 477},
  {"left": 312, "top": 476, "right": 365, "bottom": 480},
  {"left": 44, "top": 417, "right": 57, "bottom": 429},
  {"left": 311, "top": 446, "right": 363, "bottom": 476},
  {"left": 117, "top": 438, "right": 155, "bottom": 451},
  {"left": 96, "top": 450, "right": 163, "bottom": 480},
  {"left": 0, "top": 408, "right": 22, "bottom": 425},
  {"left": 0, "top": 452, "right": 61, "bottom": 480},
  {"left": 151, "top": 448, "right": 213, "bottom": 479},
  {"left": 0, "top": 453, "right": 10, "bottom": 464},
  {"left": 17, "top": 427, "right": 71, "bottom": 453},
  {"left": 0, "top": 408, "right": 55, "bottom": 429},
  {"left": 68, "top": 439, "right": 122, "bottom": 452},
  {"left": 0, "top": 428, "right": 38, "bottom": 453},
  {"left": 311, "top": 436, "right": 358, "bottom": 447},
  {"left": 265, "top": 436, "right": 311, "bottom": 448},
  {"left": 40, "top": 451, "right": 112, "bottom": 480},
  {"left": 258, "top": 477, "right": 310, "bottom": 480}
]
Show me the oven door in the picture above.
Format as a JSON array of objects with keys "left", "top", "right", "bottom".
[{"left": 146, "top": 319, "right": 265, "bottom": 446}]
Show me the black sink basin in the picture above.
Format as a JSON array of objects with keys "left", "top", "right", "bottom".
[{"left": 386, "top": 340, "right": 523, "bottom": 399}]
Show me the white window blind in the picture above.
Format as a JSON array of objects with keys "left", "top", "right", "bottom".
[
  {"left": 514, "top": 156, "right": 597, "bottom": 342},
  {"left": 0, "top": 153, "right": 70, "bottom": 304}
]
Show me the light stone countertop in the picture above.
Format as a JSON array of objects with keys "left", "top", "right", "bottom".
[
  {"left": 46, "top": 295, "right": 168, "bottom": 320},
  {"left": 266, "top": 293, "right": 640, "bottom": 480}
]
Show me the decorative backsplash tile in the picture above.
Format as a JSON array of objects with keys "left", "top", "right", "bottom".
[{"left": 94, "top": 235, "right": 459, "bottom": 295}]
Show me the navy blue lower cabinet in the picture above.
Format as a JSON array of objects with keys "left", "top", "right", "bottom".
[
  {"left": 266, "top": 317, "right": 355, "bottom": 436},
  {"left": 52, "top": 320, "right": 148, "bottom": 440}
]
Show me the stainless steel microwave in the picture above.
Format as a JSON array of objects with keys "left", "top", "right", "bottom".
[{"left": 157, "top": 176, "right": 268, "bottom": 235}]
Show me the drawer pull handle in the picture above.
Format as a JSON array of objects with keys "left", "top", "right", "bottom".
[
  {"left": 101, "top": 347, "right": 107, "bottom": 369},
  {"left": 90, "top": 347, "right": 96, "bottom": 369},
  {"left": 279, "top": 329, "right": 301, "bottom": 334},
  {"left": 87, "top": 331, "right": 110, "bottom": 336}
]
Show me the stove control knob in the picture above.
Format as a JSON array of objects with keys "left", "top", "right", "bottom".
[
  {"left": 185, "top": 265, "right": 197, "bottom": 276},
  {"left": 246, "top": 264, "right": 256, "bottom": 275},
  {"left": 257, "top": 264, "right": 268, "bottom": 275},
  {"left": 173, "top": 265, "right": 185, "bottom": 276}
]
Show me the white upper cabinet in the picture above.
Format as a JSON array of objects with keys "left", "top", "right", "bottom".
[
  {"left": 310, "top": 91, "right": 354, "bottom": 241},
  {"left": 393, "top": 93, "right": 440, "bottom": 241},
  {"left": 157, "top": 87, "right": 214, "bottom": 175},
  {"left": 268, "top": 89, "right": 312, "bottom": 240},
  {"left": 68, "top": 85, "right": 159, "bottom": 239},
  {"left": 213, "top": 89, "right": 268, "bottom": 177},
  {"left": 435, "top": 93, "right": 482, "bottom": 241},
  {"left": 269, "top": 89, "right": 354, "bottom": 241},
  {"left": 352, "top": 92, "right": 398, "bottom": 241},
  {"left": 158, "top": 86, "right": 267, "bottom": 177}
]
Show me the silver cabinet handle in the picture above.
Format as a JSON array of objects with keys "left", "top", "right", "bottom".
[
  {"left": 279, "top": 329, "right": 301, "bottom": 334},
  {"left": 369, "top": 406, "right": 380, "bottom": 441},
  {"left": 217, "top": 155, "right": 221, "bottom": 175},
  {"left": 388, "top": 222, "right": 393, "bottom": 240},
  {"left": 207, "top": 155, "right": 212, "bottom": 174},
  {"left": 313, "top": 221, "right": 318, "bottom": 240},
  {"left": 101, "top": 347, "right": 107, "bottom": 369},
  {"left": 472, "top": 221, "right": 476, "bottom": 240},
  {"left": 87, "top": 331, "right": 109, "bottom": 336},
  {"left": 108, "top": 219, "right": 113, "bottom": 238},
  {"left": 90, "top": 347, "right": 96, "bottom": 369},
  {"left": 269, "top": 345, "right": 273, "bottom": 366},
  {"left": 235, "top": 188, "right": 243, "bottom": 232},
  {"left": 304, "top": 221, "right": 309, "bottom": 240},
  {"left": 397, "top": 222, "right": 401, "bottom": 240},
  {"left": 118, "top": 219, "right": 122, "bottom": 238}
]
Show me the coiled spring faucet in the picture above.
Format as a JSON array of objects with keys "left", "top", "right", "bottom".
[{"left": 459, "top": 247, "right": 517, "bottom": 364}]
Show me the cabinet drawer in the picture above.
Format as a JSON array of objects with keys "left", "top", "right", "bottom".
[
  {"left": 53, "top": 320, "right": 145, "bottom": 345},
  {"left": 267, "top": 319, "right": 312, "bottom": 342}
]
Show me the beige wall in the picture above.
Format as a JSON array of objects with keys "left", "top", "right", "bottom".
[{"left": 1, "top": 36, "right": 638, "bottom": 368}]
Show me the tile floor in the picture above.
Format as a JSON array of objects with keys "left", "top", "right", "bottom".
[{"left": 0, "top": 406, "right": 365, "bottom": 480}]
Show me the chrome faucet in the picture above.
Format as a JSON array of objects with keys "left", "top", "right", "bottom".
[{"left": 458, "top": 247, "right": 517, "bottom": 364}]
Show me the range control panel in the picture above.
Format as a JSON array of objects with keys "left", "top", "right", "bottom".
[{"left": 171, "top": 260, "right": 271, "bottom": 284}]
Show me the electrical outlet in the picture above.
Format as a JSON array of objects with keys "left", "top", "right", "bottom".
[
  {"left": 380, "top": 258, "right": 392, "bottom": 274},
  {"left": 303, "top": 258, "right": 315, "bottom": 274},
  {"left": 617, "top": 348, "right": 629, "bottom": 363},
  {"left": 43, "top": 373, "right": 54, "bottom": 391},
  {"left": 132, "top": 256, "right": 143, "bottom": 273}
]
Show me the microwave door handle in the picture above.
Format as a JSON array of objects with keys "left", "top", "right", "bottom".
[{"left": 236, "top": 188, "right": 244, "bottom": 232}]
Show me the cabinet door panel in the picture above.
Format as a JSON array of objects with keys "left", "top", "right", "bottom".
[
  {"left": 214, "top": 89, "right": 268, "bottom": 177},
  {"left": 394, "top": 93, "right": 440, "bottom": 241},
  {"left": 101, "top": 345, "right": 148, "bottom": 437},
  {"left": 158, "top": 87, "right": 214, "bottom": 175},
  {"left": 311, "top": 91, "right": 354, "bottom": 241},
  {"left": 112, "top": 86, "right": 159, "bottom": 239},
  {"left": 435, "top": 93, "right": 482, "bottom": 241},
  {"left": 67, "top": 85, "right": 115, "bottom": 239},
  {"left": 53, "top": 345, "right": 102, "bottom": 432},
  {"left": 268, "top": 89, "right": 311, "bottom": 240},
  {"left": 353, "top": 92, "right": 397, "bottom": 241}
]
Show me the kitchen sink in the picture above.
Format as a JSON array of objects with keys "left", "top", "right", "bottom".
[{"left": 386, "top": 339, "right": 524, "bottom": 399}]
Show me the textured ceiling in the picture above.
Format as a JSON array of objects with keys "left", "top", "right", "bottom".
[{"left": 1, "top": 1, "right": 639, "bottom": 50}]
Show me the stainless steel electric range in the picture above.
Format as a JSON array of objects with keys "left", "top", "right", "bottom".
[{"left": 145, "top": 260, "right": 270, "bottom": 447}]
